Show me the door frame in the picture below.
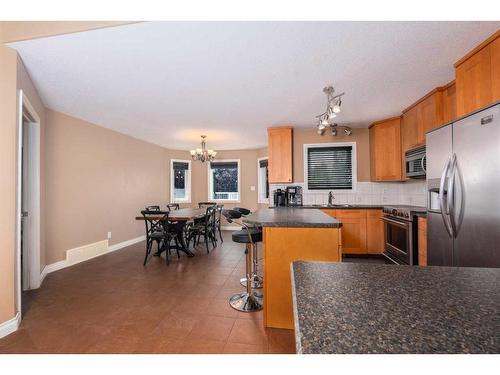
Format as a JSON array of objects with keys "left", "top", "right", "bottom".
[{"left": 16, "top": 89, "right": 41, "bottom": 313}]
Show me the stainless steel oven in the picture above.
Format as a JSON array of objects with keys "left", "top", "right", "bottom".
[
  {"left": 382, "top": 206, "right": 423, "bottom": 265},
  {"left": 405, "top": 146, "right": 426, "bottom": 178}
]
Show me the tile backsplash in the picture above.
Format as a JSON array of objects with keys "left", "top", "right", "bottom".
[{"left": 271, "top": 180, "right": 427, "bottom": 207}]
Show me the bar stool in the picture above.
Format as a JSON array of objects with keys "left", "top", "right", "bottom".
[
  {"left": 234, "top": 207, "right": 263, "bottom": 290},
  {"left": 223, "top": 209, "right": 263, "bottom": 312}
]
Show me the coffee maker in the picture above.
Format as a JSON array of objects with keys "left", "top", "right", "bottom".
[
  {"left": 273, "top": 189, "right": 286, "bottom": 207},
  {"left": 285, "top": 186, "right": 303, "bottom": 206}
]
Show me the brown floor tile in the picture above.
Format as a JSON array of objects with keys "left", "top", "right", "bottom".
[
  {"left": 227, "top": 319, "right": 269, "bottom": 346},
  {"left": 0, "top": 232, "right": 295, "bottom": 354},
  {"left": 187, "top": 316, "right": 236, "bottom": 341}
]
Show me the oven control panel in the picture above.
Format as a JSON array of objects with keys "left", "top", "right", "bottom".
[{"left": 383, "top": 207, "right": 410, "bottom": 219}]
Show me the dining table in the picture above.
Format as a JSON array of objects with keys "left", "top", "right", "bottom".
[{"left": 135, "top": 207, "right": 207, "bottom": 257}]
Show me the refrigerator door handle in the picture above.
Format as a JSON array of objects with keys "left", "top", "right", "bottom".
[
  {"left": 447, "top": 154, "right": 458, "bottom": 237},
  {"left": 439, "top": 156, "right": 453, "bottom": 237}
]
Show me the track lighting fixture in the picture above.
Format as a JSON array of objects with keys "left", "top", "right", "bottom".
[{"left": 314, "top": 85, "right": 351, "bottom": 137}]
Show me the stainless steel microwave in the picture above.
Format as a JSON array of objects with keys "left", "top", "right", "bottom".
[{"left": 405, "top": 146, "right": 426, "bottom": 178}]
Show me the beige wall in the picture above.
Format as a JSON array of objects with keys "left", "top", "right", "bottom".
[
  {"left": 0, "top": 26, "right": 18, "bottom": 323},
  {"left": 44, "top": 110, "right": 169, "bottom": 264},
  {"left": 1, "top": 21, "right": 135, "bottom": 43},
  {"left": 292, "top": 127, "right": 371, "bottom": 183}
]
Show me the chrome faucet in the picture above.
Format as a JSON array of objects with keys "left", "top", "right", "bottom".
[{"left": 328, "top": 191, "right": 335, "bottom": 206}]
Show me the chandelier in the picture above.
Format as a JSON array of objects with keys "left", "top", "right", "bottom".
[
  {"left": 316, "top": 85, "right": 352, "bottom": 136},
  {"left": 190, "top": 135, "right": 217, "bottom": 163}
]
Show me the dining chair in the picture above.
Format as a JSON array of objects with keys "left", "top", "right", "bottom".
[
  {"left": 215, "top": 204, "right": 224, "bottom": 242},
  {"left": 187, "top": 206, "right": 217, "bottom": 254},
  {"left": 145, "top": 205, "right": 161, "bottom": 211},
  {"left": 198, "top": 201, "right": 217, "bottom": 208},
  {"left": 166, "top": 203, "right": 180, "bottom": 211},
  {"left": 141, "top": 210, "right": 180, "bottom": 265}
]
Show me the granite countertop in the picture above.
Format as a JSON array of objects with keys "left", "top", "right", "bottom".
[
  {"left": 291, "top": 261, "right": 500, "bottom": 354},
  {"left": 243, "top": 207, "right": 342, "bottom": 228},
  {"left": 295, "top": 204, "right": 384, "bottom": 209}
]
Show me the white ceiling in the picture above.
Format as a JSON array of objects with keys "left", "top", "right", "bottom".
[{"left": 10, "top": 21, "right": 500, "bottom": 150}]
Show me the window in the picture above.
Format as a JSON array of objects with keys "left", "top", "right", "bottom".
[
  {"left": 258, "top": 157, "right": 269, "bottom": 203},
  {"left": 304, "top": 143, "right": 356, "bottom": 191},
  {"left": 170, "top": 160, "right": 191, "bottom": 203},
  {"left": 208, "top": 160, "right": 240, "bottom": 202}
]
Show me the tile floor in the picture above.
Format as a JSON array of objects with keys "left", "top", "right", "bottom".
[{"left": 0, "top": 232, "right": 295, "bottom": 354}]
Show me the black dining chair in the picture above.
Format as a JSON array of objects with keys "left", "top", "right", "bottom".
[
  {"left": 198, "top": 201, "right": 217, "bottom": 209},
  {"left": 215, "top": 204, "right": 224, "bottom": 242},
  {"left": 141, "top": 209, "right": 180, "bottom": 265},
  {"left": 145, "top": 205, "right": 161, "bottom": 211},
  {"left": 166, "top": 203, "right": 180, "bottom": 211},
  {"left": 187, "top": 206, "right": 217, "bottom": 254}
]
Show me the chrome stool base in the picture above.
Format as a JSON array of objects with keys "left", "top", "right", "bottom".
[
  {"left": 240, "top": 274, "right": 263, "bottom": 289},
  {"left": 229, "top": 292, "right": 263, "bottom": 312}
]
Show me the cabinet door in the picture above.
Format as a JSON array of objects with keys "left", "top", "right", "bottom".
[
  {"left": 335, "top": 210, "right": 367, "bottom": 254},
  {"left": 366, "top": 209, "right": 384, "bottom": 254},
  {"left": 268, "top": 127, "right": 293, "bottom": 183},
  {"left": 418, "top": 217, "right": 428, "bottom": 266},
  {"left": 456, "top": 45, "right": 492, "bottom": 118},
  {"left": 401, "top": 106, "right": 419, "bottom": 152},
  {"left": 370, "top": 118, "right": 402, "bottom": 181},
  {"left": 418, "top": 92, "right": 443, "bottom": 141},
  {"left": 491, "top": 36, "right": 500, "bottom": 103},
  {"left": 442, "top": 82, "right": 457, "bottom": 124}
]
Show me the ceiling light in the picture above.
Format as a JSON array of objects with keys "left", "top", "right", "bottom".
[
  {"left": 331, "top": 127, "right": 338, "bottom": 136},
  {"left": 190, "top": 135, "right": 216, "bottom": 163},
  {"left": 344, "top": 128, "right": 352, "bottom": 136},
  {"left": 315, "top": 85, "right": 344, "bottom": 132}
]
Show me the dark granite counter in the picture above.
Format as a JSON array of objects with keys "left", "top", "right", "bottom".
[
  {"left": 270, "top": 204, "right": 384, "bottom": 209},
  {"left": 243, "top": 208, "right": 342, "bottom": 228},
  {"left": 291, "top": 261, "right": 500, "bottom": 354}
]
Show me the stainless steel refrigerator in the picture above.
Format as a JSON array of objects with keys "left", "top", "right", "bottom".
[{"left": 426, "top": 102, "right": 500, "bottom": 268}]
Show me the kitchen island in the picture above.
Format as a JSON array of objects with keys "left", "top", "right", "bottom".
[
  {"left": 243, "top": 208, "right": 342, "bottom": 329},
  {"left": 291, "top": 261, "right": 500, "bottom": 353}
]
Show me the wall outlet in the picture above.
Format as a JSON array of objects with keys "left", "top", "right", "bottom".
[
  {"left": 250, "top": 185, "right": 256, "bottom": 191},
  {"left": 107, "top": 231, "right": 112, "bottom": 239}
]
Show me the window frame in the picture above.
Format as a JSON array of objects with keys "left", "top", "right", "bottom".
[
  {"left": 170, "top": 159, "right": 192, "bottom": 204},
  {"left": 303, "top": 142, "right": 357, "bottom": 193},
  {"left": 257, "top": 156, "right": 269, "bottom": 204},
  {"left": 207, "top": 159, "right": 241, "bottom": 203}
]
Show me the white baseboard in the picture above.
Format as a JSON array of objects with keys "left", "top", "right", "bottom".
[
  {"left": 0, "top": 312, "right": 21, "bottom": 339},
  {"left": 39, "top": 235, "right": 146, "bottom": 285}
]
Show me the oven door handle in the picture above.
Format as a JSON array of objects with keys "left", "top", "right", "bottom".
[
  {"left": 421, "top": 155, "right": 426, "bottom": 173},
  {"left": 382, "top": 217, "right": 410, "bottom": 229}
]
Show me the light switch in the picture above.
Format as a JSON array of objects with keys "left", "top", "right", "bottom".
[{"left": 250, "top": 186, "right": 256, "bottom": 191}]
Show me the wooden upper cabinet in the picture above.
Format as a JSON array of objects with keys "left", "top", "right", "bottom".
[
  {"left": 401, "top": 105, "right": 419, "bottom": 153},
  {"left": 454, "top": 30, "right": 500, "bottom": 118},
  {"left": 455, "top": 45, "right": 492, "bottom": 117},
  {"left": 402, "top": 89, "right": 444, "bottom": 153},
  {"left": 369, "top": 117, "right": 402, "bottom": 182},
  {"left": 267, "top": 127, "right": 293, "bottom": 184},
  {"left": 490, "top": 35, "right": 500, "bottom": 104},
  {"left": 442, "top": 81, "right": 457, "bottom": 124}
]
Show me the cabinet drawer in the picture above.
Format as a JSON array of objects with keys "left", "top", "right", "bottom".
[{"left": 334, "top": 209, "right": 367, "bottom": 219}]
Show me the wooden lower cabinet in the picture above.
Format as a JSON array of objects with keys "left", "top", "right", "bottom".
[
  {"left": 263, "top": 227, "right": 341, "bottom": 329},
  {"left": 321, "top": 209, "right": 384, "bottom": 255},
  {"left": 418, "top": 217, "right": 428, "bottom": 266},
  {"left": 366, "top": 209, "right": 384, "bottom": 254},
  {"left": 334, "top": 210, "right": 367, "bottom": 254}
]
